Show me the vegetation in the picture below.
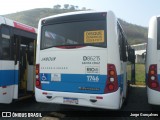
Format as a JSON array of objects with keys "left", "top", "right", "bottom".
[
  {"left": 119, "top": 19, "right": 148, "bottom": 45},
  {"left": 3, "top": 4, "right": 148, "bottom": 44},
  {"left": 135, "top": 64, "right": 145, "bottom": 85},
  {"left": 127, "top": 64, "right": 145, "bottom": 85}
]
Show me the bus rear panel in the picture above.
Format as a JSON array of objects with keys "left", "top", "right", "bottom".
[
  {"left": 35, "top": 11, "right": 128, "bottom": 109},
  {"left": 146, "top": 16, "right": 160, "bottom": 105}
]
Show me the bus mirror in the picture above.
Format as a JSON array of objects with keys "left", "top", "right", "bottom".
[{"left": 128, "top": 48, "right": 135, "bottom": 63}]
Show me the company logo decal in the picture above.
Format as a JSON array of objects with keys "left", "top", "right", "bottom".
[
  {"left": 79, "top": 87, "right": 100, "bottom": 91},
  {"left": 41, "top": 57, "right": 56, "bottom": 61},
  {"left": 82, "top": 56, "right": 100, "bottom": 65},
  {"left": 85, "top": 66, "right": 99, "bottom": 74}
]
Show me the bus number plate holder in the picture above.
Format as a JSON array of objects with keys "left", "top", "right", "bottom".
[{"left": 63, "top": 97, "right": 78, "bottom": 104}]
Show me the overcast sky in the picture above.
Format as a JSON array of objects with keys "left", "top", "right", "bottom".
[{"left": 0, "top": 0, "right": 160, "bottom": 27}]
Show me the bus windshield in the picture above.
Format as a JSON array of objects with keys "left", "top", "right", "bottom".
[{"left": 41, "top": 20, "right": 107, "bottom": 49}]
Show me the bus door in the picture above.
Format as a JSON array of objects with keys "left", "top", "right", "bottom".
[
  {"left": 19, "top": 42, "right": 27, "bottom": 97},
  {"left": 14, "top": 35, "right": 35, "bottom": 99}
]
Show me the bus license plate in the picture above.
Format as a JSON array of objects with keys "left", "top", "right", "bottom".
[{"left": 63, "top": 97, "right": 78, "bottom": 104}]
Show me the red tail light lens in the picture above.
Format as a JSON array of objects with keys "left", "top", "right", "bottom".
[
  {"left": 147, "top": 64, "right": 160, "bottom": 91},
  {"left": 108, "top": 84, "right": 114, "bottom": 91},
  {"left": 105, "top": 64, "right": 118, "bottom": 93},
  {"left": 36, "top": 64, "right": 41, "bottom": 89},
  {"left": 151, "top": 82, "right": 158, "bottom": 88}
]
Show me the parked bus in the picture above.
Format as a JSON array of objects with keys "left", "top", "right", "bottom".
[
  {"left": 0, "top": 16, "right": 37, "bottom": 104},
  {"left": 146, "top": 16, "right": 160, "bottom": 105},
  {"left": 35, "top": 11, "right": 134, "bottom": 109}
]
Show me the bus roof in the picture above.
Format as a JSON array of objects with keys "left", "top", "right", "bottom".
[
  {"left": 39, "top": 10, "right": 112, "bottom": 21},
  {"left": 0, "top": 16, "right": 37, "bottom": 33},
  {"left": 155, "top": 15, "right": 160, "bottom": 18}
]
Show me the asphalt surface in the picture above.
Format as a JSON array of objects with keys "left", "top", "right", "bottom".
[{"left": 0, "top": 85, "right": 160, "bottom": 120}]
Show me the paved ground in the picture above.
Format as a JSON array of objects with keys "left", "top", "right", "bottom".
[{"left": 0, "top": 85, "right": 160, "bottom": 120}]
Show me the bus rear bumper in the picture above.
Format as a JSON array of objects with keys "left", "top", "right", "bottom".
[
  {"left": 147, "top": 87, "right": 160, "bottom": 105},
  {"left": 35, "top": 87, "right": 122, "bottom": 110}
]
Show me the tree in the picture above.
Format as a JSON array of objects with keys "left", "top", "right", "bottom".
[
  {"left": 69, "top": 5, "right": 75, "bottom": 10},
  {"left": 82, "top": 7, "right": 86, "bottom": 10},
  {"left": 53, "top": 4, "right": 61, "bottom": 9},
  {"left": 64, "top": 4, "right": 69, "bottom": 9},
  {"left": 75, "top": 6, "right": 79, "bottom": 10}
]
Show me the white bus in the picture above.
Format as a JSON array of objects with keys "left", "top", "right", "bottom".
[
  {"left": 0, "top": 16, "right": 37, "bottom": 103},
  {"left": 146, "top": 16, "right": 160, "bottom": 105},
  {"left": 35, "top": 11, "right": 134, "bottom": 109}
]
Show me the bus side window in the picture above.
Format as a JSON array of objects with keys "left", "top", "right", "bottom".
[
  {"left": 118, "top": 24, "right": 127, "bottom": 62},
  {"left": 2, "top": 39, "right": 10, "bottom": 59},
  {"left": 0, "top": 26, "right": 11, "bottom": 60}
]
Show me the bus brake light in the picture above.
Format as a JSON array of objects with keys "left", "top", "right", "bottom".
[
  {"left": 151, "top": 82, "right": 158, "bottom": 88},
  {"left": 148, "top": 64, "right": 160, "bottom": 91},
  {"left": 36, "top": 64, "right": 41, "bottom": 89},
  {"left": 104, "top": 64, "right": 118, "bottom": 93}
]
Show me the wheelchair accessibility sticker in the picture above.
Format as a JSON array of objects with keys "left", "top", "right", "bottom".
[
  {"left": 40, "top": 73, "right": 51, "bottom": 84},
  {"left": 42, "top": 74, "right": 47, "bottom": 80},
  {"left": 40, "top": 73, "right": 50, "bottom": 81}
]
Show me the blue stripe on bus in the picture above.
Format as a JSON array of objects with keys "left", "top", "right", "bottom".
[
  {"left": 118, "top": 75, "right": 123, "bottom": 92},
  {"left": 157, "top": 74, "right": 160, "bottom": 84},
  {"left": 40, "top": 73, "right": 124, "bottom": 94},
  {"left": 0, "top": 70, "right": 18, "bottom": 86},
  {"left": 40, "top": 74, "right": 107, "bottom": 83}
]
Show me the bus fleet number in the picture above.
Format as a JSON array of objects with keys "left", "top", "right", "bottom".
[
  {"left": 83, "top": 56, "right": 100, "bottom": 61},
  {"left": 87, "top": 76, "right": 99, "bottom": 82}
]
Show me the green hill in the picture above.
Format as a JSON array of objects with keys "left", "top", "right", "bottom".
[
  {"left": 4, "top": 8, "right": 77, "bottom": 28},
  {"left": 3, "top": 8, "right": 148, "bottom": 45},
  {"left": 119, "top": 19, "right": 148, "bottom": 44}
]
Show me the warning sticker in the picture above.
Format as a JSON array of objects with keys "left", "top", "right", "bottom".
[{"left": 84, "top": 30, "right": 104, "bottom": 43}]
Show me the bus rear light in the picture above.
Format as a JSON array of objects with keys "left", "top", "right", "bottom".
[
  {"left": 36, "top": 69, "right": 39, "bottom": 74},
  {"left": 108, "top": 84, "right": 114, "bottom": 91},
  {"left": 147, "top": 64, "right": 160, "bottom": 91},
  {"left": 42, "top": 92, "right": 48, "bottom": 95},
  {"left": 151, "top": 76, "right": 156, "bottom": 80},
  {"left": 36, "top": 80, "right": 40, "bottom": 86},
  {"left": 2, "top": 86, "right": 7, "bottom": 88},
  {"left": 109, "top": 70, "right": 115, "bottom": 76},
  {"left": 151, "top": 82, "right": 158, "bottom": 88},
  {"left": 3, "top": 92, "right": 7, "bottom": 95},
  {"left": 36, "top": 64, "right": 41, "bottom": 89},
  {"left": 150, "top": 70, "right": 155, "bottom": 75},
  {"left": 104, "top": 64, "right": 118, "bottom": 93},
  {"left": 110, "top": 77, "right": 115, "bottom": 82},
  {"left": 96, "top": 96, "right": 103, "bottom": 99}
]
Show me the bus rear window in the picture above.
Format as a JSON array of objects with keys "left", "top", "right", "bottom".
[{"left": 41, "top": 20, "right": 107, "bottom": 49}]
